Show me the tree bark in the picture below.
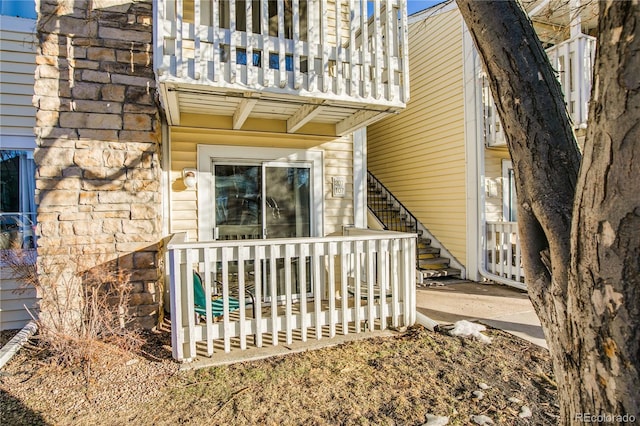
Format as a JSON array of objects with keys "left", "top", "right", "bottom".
[{"left": 456, "top": 0, "right": 640, "bottom": 423}]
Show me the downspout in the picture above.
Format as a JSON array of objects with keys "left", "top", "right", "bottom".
[
  {"left": 462, "top": 21, "right": 527, "bottom": 291},
  {"left": 0, "top": 321, "right": 37, "bottom": 369}
]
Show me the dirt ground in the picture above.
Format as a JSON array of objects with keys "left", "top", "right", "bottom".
[{"left": 0, "top": 325, "right": 558, "bottom": 425}]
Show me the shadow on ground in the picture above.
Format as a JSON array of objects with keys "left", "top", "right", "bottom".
[{"left": 0, "top": 389, "right": 50, "bottom": 425}]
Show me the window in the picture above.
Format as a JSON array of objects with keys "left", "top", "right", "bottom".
[
  {"left": 0, "top": 150, "right": 36, "bottom": 249},
  {"left": 0, "top": 0, "right": 36, "bottom": 19},
  {"left": 502, "top": 160, "right": 517, "bottom": 222},
  {"left": 215, "top": 0, "right": 308, "bottom": 41}
]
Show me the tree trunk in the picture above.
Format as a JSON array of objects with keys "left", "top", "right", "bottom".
[{"left": 456, "top": 0, "right": 640, "bottom": 423}]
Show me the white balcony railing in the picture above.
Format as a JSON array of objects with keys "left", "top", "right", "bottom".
[
  {"left": 545, "top": 33, "right": 596, "bottom": 129},
  {"left": 167, "top": 230, "right": 416, "bottom": 362},
  {"left": 483, "top": 34, "right": 596, "bottom": 147},
  {"left": 155, "top": 0, "right": 409, "bottom": 108},
  {"left": 485, "top": 221, "right": 525, "bottom": 286}
]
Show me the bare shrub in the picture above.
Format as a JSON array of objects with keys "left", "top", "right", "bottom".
[{"left": 0, "top": 247, "right": 143, "bottom": 367}]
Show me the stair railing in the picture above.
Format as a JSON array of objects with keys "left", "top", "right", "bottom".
[
  {"left": 367, "top": 170, "right": 467, "bottom": 280},
  {"left": 367, "top": 171, "right": 418, "bottom": 235}
]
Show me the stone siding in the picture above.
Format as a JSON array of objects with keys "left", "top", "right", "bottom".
[{"left": 34, "top": 0, "right": 161, "bottom": 328}]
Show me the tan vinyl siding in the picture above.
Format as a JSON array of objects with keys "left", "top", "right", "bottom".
[
  {"left": 367, "top": 8, "right": 468, "bottom": 265},
  {"left": 169, "top": 115, "right": 354, "bottom": 239},
  {"left": 0, "top": 17, "right": 36, "bottom": 138},
  {"left": 0, "top": 268, "right": 38, "bottom": 331}
]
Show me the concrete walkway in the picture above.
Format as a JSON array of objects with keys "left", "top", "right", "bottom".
[{"left": 415, "top": 280, "right": 548, "bottom": 349}]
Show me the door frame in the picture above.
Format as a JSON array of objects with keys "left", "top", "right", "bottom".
[{"left": 197, "top": 145, "right": 324, "bottom": 241}]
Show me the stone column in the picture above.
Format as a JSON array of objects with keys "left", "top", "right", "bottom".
[{"left": 33, "top": 0, "right": 161, "bottom": 329}]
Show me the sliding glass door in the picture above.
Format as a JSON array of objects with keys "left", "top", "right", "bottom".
[
  {"left": 212, "top": 161, "right": 313, "bottom": 299},
  {"left": 213, "top": 161, "right": 311, "bottom": 240}
]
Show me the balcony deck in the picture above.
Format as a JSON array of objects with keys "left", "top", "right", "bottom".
[{"left": 154, "top": 0, "right": 409, "bottom": 135}]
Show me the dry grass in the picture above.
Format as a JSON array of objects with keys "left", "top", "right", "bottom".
[
  {"left": 0, "top": 325, "right": 558, "bottom": 425},
  {"left": 0, "top": 249, "right": 143, "bottom": 369}
]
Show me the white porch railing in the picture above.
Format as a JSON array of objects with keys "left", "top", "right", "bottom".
[
  {"left": 485, "top": 221, "right": 525, "bottom": 286},
  {"left": 483, "top": 33, "right": 596, "bottom": 147},
  {"left": 545, "top": 34, "right": 596, "bottom": 129},
  {"left": 167, "top": 230, "right": 416, "bottom": 362},
  {"left": 155, "top": 0, "right": 409, "bottom": 107}
]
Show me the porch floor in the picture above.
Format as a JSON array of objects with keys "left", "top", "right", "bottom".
[{"left": 169, "top": 300, "right": 401, "bottom": 370}]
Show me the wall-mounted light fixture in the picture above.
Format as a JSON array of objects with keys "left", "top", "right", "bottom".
[{"left": 182, "top": 168, "right": 197, "bottom": 189}]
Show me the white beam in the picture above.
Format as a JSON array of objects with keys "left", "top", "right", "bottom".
[
  {"left": 232, "top": 98, "right": 258, "bottom": 129},
  {"left": 163, "top": 85, "right": 181, "bottom": 125},
  {"left": 287, "top": 104, "right": 325, "bottom": 133},
  {"left": 527, "top": 0, "right": 551, "bottom": 18},
  {"left": 335, "top": 110, "right": 390, "bottom": 136}
]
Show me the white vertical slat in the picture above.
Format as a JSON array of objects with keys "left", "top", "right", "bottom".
[
  {"left": 499, "top": 223, "right": 506, "bottom": 278},
  {"left": 307, "top": 0, "right": 317, "bottom": 91},
  {"left": 313, "top": 242, "right": 323, "bottom": 339},
  {"left": 176, "top": 0, "right": 185, "bottom": 78},
  {"left": 221, "top": 246, "right": 232, "bottom": 352},
  {"left": 506, "top": 227, "right": 514, "bottom": 280},
  {"left": 203, "top": 247, "right": 214, "bottom": 356},
  {"left": 229, "top": 0, "right": 237, "bottom": 84},
  {"left": 515, "top": 226, "right": 522, "bottom": 282},
  {"left": 349, "top": 0, "right": 357, "bottom": 96},
  {"left": 373, "top": 0, "right": 382, "bottom": 99},
  {"left": 153, "top": 0, "right": 165, "bottom": 75},
  {"left": 292, "top": 0, "right": 302, "bottom": 90},
  {"left": 284, "top": 244, "right": 294, "bottom": 345},
  {"left": 194, "top": 0, "right": 202, "bottom": 80},
  {"left": 262, "top": 0, "right": 271, "bottom": 87},
  {"left": 185, "top": 248, "right": 197, "bottom": 359},
  {"left": 389, "top": 238, "right": 399, "bottom": 328},
  {"left": 366, "top": 239, "right": 376, "bottom": 331},
  {"left": 246, "top": 0, "right": 255, "bottom": 86},
  {"left": 254, "top": 245, "right": 264, "bottom": 347},
  {"left": 576, "top": 37, "right": 586, "bottom": 125},
  {"left": 165, "top": 0, "right": 178, "bottom": 73},
  {"left": 399, "top": 0, "right": 409, "bottom": 102},
  {"left": 360, "top": 0, "right": 370, "bottom": 98},
  {"left": 340, "top": 241, "right": 349, "bottom": 334},
  {"left": 168, "top": 248, "right": 183, "bottom": 360},
  {"left": 299, "top": 244, "right": 308, "bottom": 341},
  {"left": 402, "top": 238, "right": 411, "bottom": 325},
  {"left": 238, "top": 245, "right": 248, "bottom": 350},
  {"left": 335, "top": 0, "right": 343, "bottom": 95},
  {"left": 212, "top": 0, "right": 221, "bottom": 82},
  {"left": 407, "top": 237, "right": 417, "bottom": 325},
  {"left": 384, "top": 0, "right": 394, "bottom": 101},
  {"left": 488, "top": 224, "right": 496, "bottom": 274},
  {"left": 561, "top": 42, "right": 571, "bottom": 118},
  {"left": 378, "top": 239, "right": 387, "bottom": 330},
  {"left": 320, "top": 0, "right": 329, "bottom": 92},
  {"left": 354, "top": 240, "right": 362, "bottom": 333},
  {"left": 327, "top": 241, "right": 336, "bottom": 338},
  {"left": 269, "top": 245, "right": 279, "bottom": 345},
  {"left": 277, "top": 0, "right": 287, "bottom": 88}
]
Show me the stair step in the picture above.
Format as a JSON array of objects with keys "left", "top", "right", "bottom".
[
  {"left": 418, "top": 246, "right": 440, "bottom": 254},
  {"left": 417, "top": 238, "right": 432, "bottom": 247},
  {"left": 418, "top": 267, "right": 462, "bottom": 278},
  {"left": 418, "top": 257, "right": 451, "bottom": 267}
]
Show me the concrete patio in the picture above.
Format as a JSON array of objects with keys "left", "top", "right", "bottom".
[{"left": 416, "top": 280, "right": 548, "bottom": 348}]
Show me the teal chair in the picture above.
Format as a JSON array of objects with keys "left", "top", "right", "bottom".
[{"left": 193, "top": 271, "right": 241, "bottom": 318}]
